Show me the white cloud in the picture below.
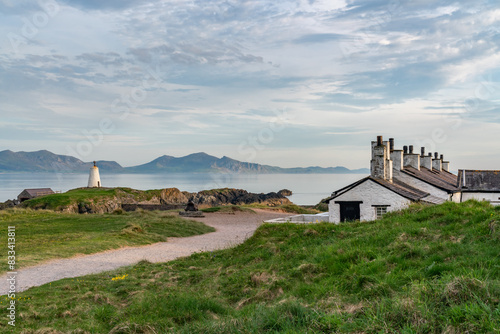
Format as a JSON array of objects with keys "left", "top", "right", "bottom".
[{"left": 0, "top": 0, "right": 499, "bottom": 168}]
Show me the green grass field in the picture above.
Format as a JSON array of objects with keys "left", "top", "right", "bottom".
[
  {"left": 0, "top": 209, "right": 214, "bottom": 273},
  {"left": 22, "top": 187, "right": 163, "bottom": 211},
  {"left": 4, "top": 200, "right": 500, "bottom": 333}
]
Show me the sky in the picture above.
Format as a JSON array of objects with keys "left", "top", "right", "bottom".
[{"left": 0, "top": 0, "right": 499, "bottom": 170}]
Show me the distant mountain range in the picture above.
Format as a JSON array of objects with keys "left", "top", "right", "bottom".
[{"left": 0, "top": 150, "right": 369, "bottom": 174}]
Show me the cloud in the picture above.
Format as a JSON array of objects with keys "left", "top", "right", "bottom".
[
  {"left": 58, "top": 0, "right": 145, "bottom": 11},
  {"left": 293, "top": 33, "right": 343, "bottom": 44},
  {"left": 0, "top": 0, "right": 499, "bottom": 168}
]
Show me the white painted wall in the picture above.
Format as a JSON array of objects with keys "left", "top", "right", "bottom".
[
  {"left": 329, "top": 179, "right": 411, "bottom": 223},
  {"left": 451, "top": 192, "right": 462, "bottom": 203},
  {"left": 88, "top": 167, "right": 101, "bottom": 188},
  {"left": 393, "top": 169, "right": 450, "bottom": 200},
  {"left": 461, "top": 192, "right": 500, "bottom": 206}
]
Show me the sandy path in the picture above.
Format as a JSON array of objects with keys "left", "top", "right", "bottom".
[{"left": 0, "top": 209, "right": 288, "bottom": 294}]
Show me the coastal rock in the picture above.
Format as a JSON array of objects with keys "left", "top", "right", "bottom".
[
  {"left": 278, "top": 189, "right": 292, "bottom": 196},
  {"left": 160, "top": 188, "right": 189, "bottom": 205},
  {"left": 188, "top": 188, "right": 291, "bottom": 207},
  {"left": 21, "top": 187, "right": 291, "bottom": 213},
  {"left": 0, "top": 200, "right": 16, "bottom": 210}
]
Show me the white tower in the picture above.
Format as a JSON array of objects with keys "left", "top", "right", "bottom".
[{"left": 87, "top": 161, "right": 101, "bottom": 188}]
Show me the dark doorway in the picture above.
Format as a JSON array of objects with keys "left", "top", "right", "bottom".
[{"left": 337, "top": 201, "right": 361, "bottom": 222}]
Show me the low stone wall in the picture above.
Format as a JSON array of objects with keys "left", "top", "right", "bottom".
[{"left": 121, "top": 204, "right": 185, "bottom": 212}]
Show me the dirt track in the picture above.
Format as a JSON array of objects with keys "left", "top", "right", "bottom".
[{"left": 0, "top": 209, "right": 289, "bottom": 294}]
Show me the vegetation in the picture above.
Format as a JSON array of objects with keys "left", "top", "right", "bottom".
[
  {"left": 7, "top": 200, "right": 499, "bottom": 333},
  {"left": 21, "top": 187, "right": 164, "bottom": 211},
  {"left": 246, "top": 202, "right": 319, "bottom": 214},
  {"left": 0, "top": 209, "right": 214, "bottom": 273}
]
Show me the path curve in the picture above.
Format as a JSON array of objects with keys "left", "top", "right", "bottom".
[{"left": 0, "top": 209, "right": 288, "bottom": 294}]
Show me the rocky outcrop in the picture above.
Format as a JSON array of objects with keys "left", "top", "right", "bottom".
[
  {"left": 20, "top": 187, "right": 291, "bottom": 214},
  {"left": 278, "top": 189, "right": 292, "bottom": 196},
  {"left": 160, "top": 188, "right": 188, "bottom": 205},
  {"left": 0, "top": 200, "right": 16, "bottom": 210},
  {"left": 187, "top": 188, "right": 291, "bottom": 207}
]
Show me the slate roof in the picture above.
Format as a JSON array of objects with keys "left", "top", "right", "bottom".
[
  {"left": 458, "top": 170, "right": 500, "bottom": 192},
  {"left": 19, "top": 188, "right": 54, "bottom": 198},
  {"left": 324, "top": 176, "right": 429, "bottom": 203},
  {"left": 401, "top": 166, "right": 459, "bottom": 192}
]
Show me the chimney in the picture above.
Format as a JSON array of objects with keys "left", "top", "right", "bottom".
[
  {"left": 371, "top": 135, "right": 392, "bottom": 181},
  {"left": 441, "top": 154, "right": 450, "bottom": 172},
  {"left": 432, "top": 152, "right": 442, "bottom": 171},
  {"left": 420, "top": 148, "right": 432, "bottom": 170},
  {"left": 390, "top": 138, "right": 403, "bottom": 173},
  {"left": 403, "top": 144, "right": 420, "bottom": 170}
]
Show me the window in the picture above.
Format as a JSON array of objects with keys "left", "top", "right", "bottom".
[{"left": 375, "top": 206, "right": 388, "bottom": 219}]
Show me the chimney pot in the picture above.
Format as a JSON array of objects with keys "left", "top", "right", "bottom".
[
  {"left": 409, "top": 145, "right": 414, "bottom": 154},
  {"left": 377, "top": 135, "right": 383, "bottom": 146},
  {"left": 389, "top": 138, "right": 394, "bottom": 152},
  {"left": 421, "top": 147, "right": 425, "bottom": 156},
  {"left": 428, "top": 153, "right": 432, "bottom": 157},
  {"left": 440, "top": 154, "right": 444, "bottom": 160},
  {"left": 403, "top": 146, "right": 408, "bottom": 154},
  {"left": 434, "top": 152, "right": 439, "bottom": 159}
]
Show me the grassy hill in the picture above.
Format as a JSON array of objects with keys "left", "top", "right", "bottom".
[
  {"left": 6, "top": 200, "right": 500, "bottom": 333},
  {"left": 22, "top": 187, "right": 163, "bottom": 212},
  {"left": 0, "top": 209, "right": 214, "bottom": 273}
]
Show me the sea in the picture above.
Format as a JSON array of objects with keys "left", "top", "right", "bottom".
[{"left": 0, "top": 173, "right": 367, "bottom": 206}]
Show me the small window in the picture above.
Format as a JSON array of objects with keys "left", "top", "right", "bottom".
[{"left": 375, "top": 206, "right": 388, "bottom": 219}]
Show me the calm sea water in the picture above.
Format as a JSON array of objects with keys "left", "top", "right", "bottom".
[{"left": 0, "top": 173, "right": 367, "bottom": 205}]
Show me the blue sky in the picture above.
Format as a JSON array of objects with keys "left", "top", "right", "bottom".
[{"left": 1, "top": 0, "right": 499, "bottom": 169}]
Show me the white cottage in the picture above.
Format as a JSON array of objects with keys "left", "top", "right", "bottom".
[
  {"left": 325, "top": 136, "right": 460, "bottom": 223},
  {"left": 457, "top": 170, "right": 500, "bottom": 205}
]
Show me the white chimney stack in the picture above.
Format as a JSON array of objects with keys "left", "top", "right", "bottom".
[
  {"left": 371, "top": 135, "right": 392, "bottom": 181},
  {"left": 403, "top": 145, "right": 420, "bottom": 170},
  {"left": 420, "top": 148, "right": 433, "bottom": 170},
  {"left": 432, "top": 152, "right": 442, "bottom": 171}
]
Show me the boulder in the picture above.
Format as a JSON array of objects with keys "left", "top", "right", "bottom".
[
  {"left": 278, "top": 189, "right": 292, "bottom": 196},
  {"left": 161, "top": 188, "right": 189, "bottom": 205}
]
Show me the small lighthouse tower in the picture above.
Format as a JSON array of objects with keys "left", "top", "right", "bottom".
[{"left": 87, "top": 161, "right": 101, "bottom": 188}]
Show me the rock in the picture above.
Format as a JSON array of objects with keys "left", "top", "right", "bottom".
[
  {"left": 0, "top": 200, "right": 16, "bottom": 210},
  {"left": 188, "top": 188, "right": 291, "bottom": 207},
  {"left": 185, "top": 200, "right": 198, "bottom": 211},
  {"left": 278, "top": 189, "right": 292, "bottom": 196},
  {"left": 161, "top": 188, "right": 189, "bottom": 205}
]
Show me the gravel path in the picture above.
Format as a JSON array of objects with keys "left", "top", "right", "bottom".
[{"left": 0, "top": 209, "right": 288, "bottom": 294}]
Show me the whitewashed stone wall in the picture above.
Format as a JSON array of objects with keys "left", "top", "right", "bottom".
[
  {"left": 88, "top": 167, "right": 101, "bottom": 188},
  {"left": 393, "top": 169, "right": 449, "bottom": 200},
  {"left": 461, "top": 192, "right": 500, "bottom": 206},
  {"left": 329, "top": 179, "right": 411, "bottom": 223},
  {"left": 450, "top": 192, "right": 462, "bottom": 203}
]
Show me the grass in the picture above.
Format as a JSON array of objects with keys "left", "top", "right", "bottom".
[
  {"left": 22, "top": 187, "right": 163, "bottom": 211},
  {"left": 5, "top": 200, "right": 500, "bottom": 333},
  {"left": 0, "top": 208, "right": 214, "bottom": 273},
  {"left": 245, "top": 203, "right": 319, "bottom": 214}
]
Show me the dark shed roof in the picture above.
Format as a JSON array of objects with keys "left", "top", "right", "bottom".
[
  {"left": 458, "top": 170, "right": 500, "bottom": 192},
  {"left": 17, "top": 188, "right": 54, "bottom": 201}
]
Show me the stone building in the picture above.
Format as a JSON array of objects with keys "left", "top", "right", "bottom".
[
  {"left": 17, "top": 188, "right": 54, "bottom": 202},
  {"left": 457, "top": 170, "right": 500, "bottom": 205},
  {"left": 325, "top": 136, "right": 460, "bottom": 223}
]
